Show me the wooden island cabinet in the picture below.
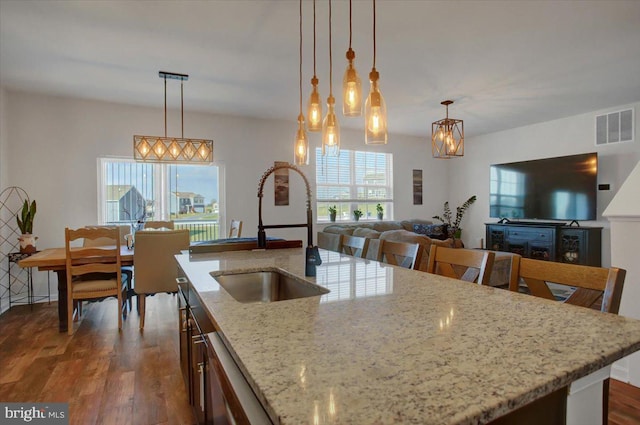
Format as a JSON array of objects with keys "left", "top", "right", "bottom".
[{"left": 486, "top": 222, "right": 602, "bottom": 266}]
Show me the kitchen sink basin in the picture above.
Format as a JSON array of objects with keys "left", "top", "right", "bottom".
[{"left": 212, "top": 270, "right": 329, "bottom": 303}]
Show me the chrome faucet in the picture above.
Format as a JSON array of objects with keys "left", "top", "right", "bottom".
[{"left": 256, "top": 163, "right": 320, "bottom": 276}]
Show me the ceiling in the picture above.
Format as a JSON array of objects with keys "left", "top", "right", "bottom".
[{"left": 1, "top": 0, "right": 640, "bottom": 139}]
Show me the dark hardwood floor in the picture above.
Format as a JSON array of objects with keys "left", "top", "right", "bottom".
[
  {"left": 0, "top": 296, "right": 195, "bottom": 425},
  {"left": 1, "top": 297, "right": 639, "bottom": 424}
]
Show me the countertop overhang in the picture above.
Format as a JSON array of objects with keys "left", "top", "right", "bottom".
[{"left": 176, "top": 248, "right": 640, "bottom": 425}]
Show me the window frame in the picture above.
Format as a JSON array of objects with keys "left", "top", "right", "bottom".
[
  {"left": 97, "top": 157, "right": 225, "bottom": 233},
  {"left": 315, "top": 148, "right": 393, "bottom": 222}
]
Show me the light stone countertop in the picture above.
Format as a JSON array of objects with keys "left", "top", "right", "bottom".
[{"left": 175, "top": 248, "right": 640, "bottom": 425}]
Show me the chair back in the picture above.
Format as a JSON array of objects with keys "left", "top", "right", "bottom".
[
  {"left": 66, "top": 227, "right": 122, "bottom": 282},
  {"left": 340, "top": 235, "right": 369, "bottom": 258},
  {"left": 427, "top": 246, "right": 496, "bottom": 285},
  {"left": 133, "top": 229, "right": 190, "bottom": 295},
  {"left": 229, "top": 219, "right": 243, "bottom": 238},
  {"left": 82, "top": 225, "right": 130, "bottom": 247},
  {"left": 378, "top": 240, "right": 422, "bottom": 270},
  {"left": 144, "top": 220, "right": 174, "bottom": 230},
  {"left": 514, "top": 258, "right": 626, "bottom": 313}
]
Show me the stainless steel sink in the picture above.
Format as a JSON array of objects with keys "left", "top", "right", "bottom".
[{"left": 212, "top": 270, "right": 329, "bottom": 303}]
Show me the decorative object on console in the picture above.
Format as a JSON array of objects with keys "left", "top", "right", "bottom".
[
  {"left": 307, "top": 0, "right": 322, "bottom": 132},
  {"left": 432, "top": 100, "right": 464, "bottom": 158},
  {"left": 293, "top": 0, "right": 309, "bottom": 165},
  {"left": 328, "top": 205, "right": 337, "bottom": 222},
  {"left": 433, "top": 195, "right": 476, "bottom": 239},
  {"left": 322, "top": 0, "right": 340, "bottom": 157},
  {"left": 16, "top": 199, "right": 37, "bottom": 254},
  {"left": 353, "top": 209, "right": 363, "bottom": 221},
  {"left": 365, "top": 0, "right": 387, "bottom": 145},
  {"left": 376, "top": 203, "right": 384, "bottom": 220},
  {"left": 133, "top": 71, "right": 213, "bottom": 163},
  {"left": 342, "top": 0, "right": 362, "bottom": 117}
]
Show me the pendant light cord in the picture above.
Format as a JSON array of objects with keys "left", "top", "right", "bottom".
[
  {"left": 329, "top": 0, "right": 333, "bottom": 95},
  {"left": 163, "top": 75, "right": 167, "bottom": 137},
  {"left": 181, "top": 80, "right": 184, "bottom": 138},
  {"left": 299, "top": 0, "right": 303, "bottom": 114},
  {"left": 313, "top": 0, "right": 317, "bottom": 78},
  {"left": 373, "top": 0, "right": 376, "bottom": 68},
  {"left": 349, "top": 0, "right": 352, "bottom": 49}
]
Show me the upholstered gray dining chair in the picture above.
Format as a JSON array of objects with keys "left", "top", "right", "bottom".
[{"left": 133, "top": 229, "right": 190, "bottom": 329}]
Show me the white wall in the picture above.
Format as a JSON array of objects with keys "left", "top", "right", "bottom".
[
  {"left": 1, "top": 89, "right": 445, "bottom": 302},
  {"left": 450, "top": 102, "right": 640, "bottom": 267},
  {"left": 0, "top": 86, "right": 7, "bottom": 188}
]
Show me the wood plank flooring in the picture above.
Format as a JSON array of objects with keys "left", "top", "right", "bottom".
[
  {"left": 0, "top": 296, "right": 195, "bottom": 425},
  {"left": 1, "top": 298, "right": 639, "bottom": 424}
]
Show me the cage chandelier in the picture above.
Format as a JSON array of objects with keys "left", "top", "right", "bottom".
[
  {"left": 134, "top": 71, "right": 213, "bottom": 163},
  {"left": 432, "top": 100, "right": 464, "bottom": 158}
]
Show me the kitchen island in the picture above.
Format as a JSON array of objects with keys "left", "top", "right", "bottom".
[{"left": 176, "top": 248, "right": 640, "bottom": 424}]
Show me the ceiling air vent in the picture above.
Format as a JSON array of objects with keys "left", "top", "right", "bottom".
[{"left": 596, "top": 108, "right": 634, "bottom": 146}]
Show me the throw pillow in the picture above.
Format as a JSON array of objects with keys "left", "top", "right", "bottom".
[{"left": 413, "top": 223, "right": 449, "bottom": 240}]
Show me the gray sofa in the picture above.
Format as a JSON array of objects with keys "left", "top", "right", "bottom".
[{"left": 317, "top": 219, "right": 454, "bottom": 271}]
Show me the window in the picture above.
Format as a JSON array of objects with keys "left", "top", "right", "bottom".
[
  {"left": 98, "top": 158, "right": 222, "bottom": 241},
  {"left": 315, "top": 148, "right": 393, "bottom": 221}
]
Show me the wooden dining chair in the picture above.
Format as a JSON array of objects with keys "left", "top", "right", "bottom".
[
  {"left": 133, "top": 229, "right": 190, "bottom": 329},
  {"left": 513, "top": 258, "right": 626, "bottom": 423},
  {"left": 427, "top": 246, "right": 496, "bottom": 285},
  {"left": 65, "top": 227, "right": 128, "bottom": 335},
  {"left": 378, "top": 240, "right": 422, "bottom": 270},
  {"left": 82, "top": 225, "right": 134, "bottom": 311},
  {"left": 144, "top": 220, "right": 174, "bottom": 230},
  {"left": 229, "top": 219, "right": 242, "bottom": 238},
  {"left": 513, "top": 258, "right": 626, "bottom": 314},
  {"left": 340, "top": 234, "right": 369, "bottom": 258}
]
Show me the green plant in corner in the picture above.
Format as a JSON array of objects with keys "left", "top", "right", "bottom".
[
  {"left": 432, "top": 195, "right": 476, "bottom": 239},
  {"left": 16, "top": 199, "right": 36, "bottom": 234},
  {"left": 353, "top": 209, "right": 363, "bottom": 221}
]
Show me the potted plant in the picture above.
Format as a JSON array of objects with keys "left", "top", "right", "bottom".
[
  {"left": 432, "top": 195, "right": 476, "bottom": 240},
  {"left": 16, "top": 199, "right": 37, "bottom": 254},
  {"left": 353, "top": 209, "right": 363, "bottom": 222},
  {"left": 328, "top": 205, "right": 337, "bottom": 222},
  {"left": 376, "top": 203, "right": 384, "bottom": 220}
]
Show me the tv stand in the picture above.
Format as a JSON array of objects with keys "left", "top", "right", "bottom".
[{"left": 485, "top": 222, "right": 601, "bottom": 266}]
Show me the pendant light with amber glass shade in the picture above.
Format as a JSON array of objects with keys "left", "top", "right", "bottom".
[
  {"left": 322, "top": 0, "right": 340, "bottom": 157},
  {"left": 432, "top": 100, "right": 464, "bottom": 158},
  {"left": 307, "top": 0, "right": 322, "bottom": 132},
  {"left": 364, "top": 0, "right": 387, "bottom": 145},
  {"left": 342, "top": 0, "right": 362, "bottom": 117},
  {"left": 294, "top": 0, "right": 309, "bottom": 165}
]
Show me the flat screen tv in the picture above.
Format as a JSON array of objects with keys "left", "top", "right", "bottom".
[{"left": 490, "top": 152, "right": 598, "bottom": 221}]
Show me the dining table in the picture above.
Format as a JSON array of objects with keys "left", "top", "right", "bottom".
[{"left": 18, "top": 246, "right": 133, "bottom": 332}]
